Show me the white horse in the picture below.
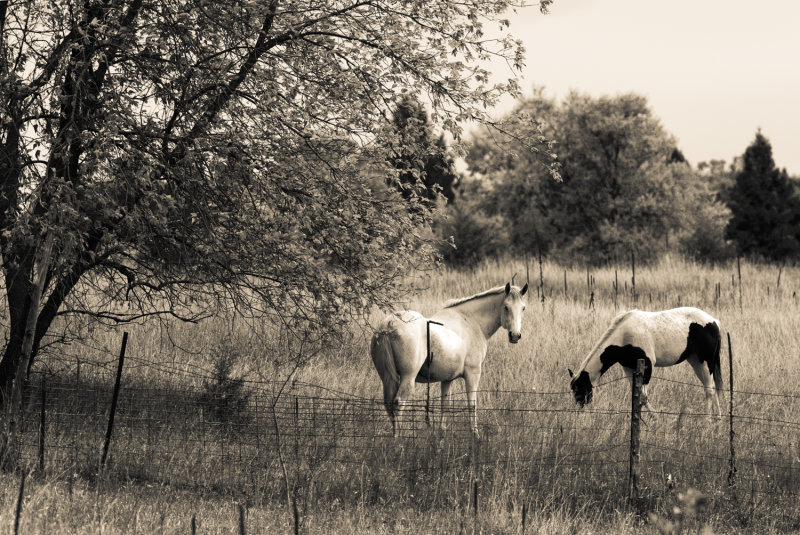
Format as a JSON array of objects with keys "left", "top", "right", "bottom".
[
  {"left": 371, "top": 282, "right": 528, "bottom": 438},
  {"left": 569, "top": 307, "right": 723, "bottom": 415}
]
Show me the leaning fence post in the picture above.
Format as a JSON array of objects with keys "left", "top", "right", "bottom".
[
  {"left": 628, "top": 358, "right": 645, "bottom": 504},
  {"left": 727, "top": 332, "right": 737, "bottom": 486},
  {"left": 100, "top": 331, "right": 129, "bottom": 469},
  {"left": 14, "top": 471, "right": 26, "bottom": 535}
]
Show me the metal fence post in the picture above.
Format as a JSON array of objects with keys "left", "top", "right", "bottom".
[
  {"left": 425, "top": 320, "right": 443, "bottom": 427},
  {"left": 727, "top": 332, "right": 737, "bottom": 486},
  {"left": 101, "top": 331, "right": 129, "bottom": 469},
  {"left": 628, "top": 358, "right": 645, "bottom": 504}
]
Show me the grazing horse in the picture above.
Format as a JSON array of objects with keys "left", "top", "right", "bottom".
[
  {"left": 371, "top": 282, "right": 528, "bottom": 438},
  {"left": 568, "top": 307, "right": 723, "bottom": 415}
]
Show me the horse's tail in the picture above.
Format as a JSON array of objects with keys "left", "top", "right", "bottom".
[
  {"left": 370, "top": 329, "right": 400, "bottom": 386},
  {"left": 710, "top": 321, "right": 723, "bottom": 395}
]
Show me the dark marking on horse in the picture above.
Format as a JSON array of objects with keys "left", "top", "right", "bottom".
[
  {"left": 570, "top": 370, "right": 593, "bottom": 407},
  {"left": 599, "top": 345, "right": 653, "bottom": 383},
  {"left": 677, "top": 322, "right": 721, "bottom": 372}
]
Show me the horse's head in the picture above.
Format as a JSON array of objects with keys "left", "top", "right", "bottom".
[
  {"left": 501, "top": 282, "right": 528, "bottom": 343},
  {"left": 568, "top": 368, "right": 593, "bottom": 407}
]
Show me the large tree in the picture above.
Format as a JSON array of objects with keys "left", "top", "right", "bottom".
[
  {"left": 465, "top": 91, "right": 727, "bottom": 264},
  {"left": 0, "top": 0, "right": 553, "bottom": 397},
  {"left": 725, "top": 132, "right": 800, "bottom": 260}
]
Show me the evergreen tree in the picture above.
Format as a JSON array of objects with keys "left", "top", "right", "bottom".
[
  {"left": 725, "top": 132, "right": 800, "bottom": 260},
  {"left": 390, "top": 96, "right": 458, "bottom": 204}
]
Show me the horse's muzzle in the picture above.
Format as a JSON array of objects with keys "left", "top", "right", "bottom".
[{"left": 508, "top": 332, "right": 521, "bottom": 344}]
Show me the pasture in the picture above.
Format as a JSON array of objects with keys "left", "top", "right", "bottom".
[{"left": 3, "top": 256, "right": 800, "bottom": 534}]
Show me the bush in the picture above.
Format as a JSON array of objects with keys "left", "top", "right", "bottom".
[
  {"left": 197, "top": 337, "right": 251, "bottom": 427},
  {"left": 437, "top": 200, "right": 510, "bottom": 266}
]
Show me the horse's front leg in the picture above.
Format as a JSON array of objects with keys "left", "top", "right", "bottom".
[
  {"left": 440, "top": 379, "right": 454, "bottom": 431},
  {"left": 463, "top": 371, "right": 481, "bottom": 439},
  {"left": 624, "top": 366, "right": 655, "bottom": 415}
]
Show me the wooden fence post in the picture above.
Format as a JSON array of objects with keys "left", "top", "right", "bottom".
[
  {"left": 538, "top": 249, "right": 545, "bottom": 305},
  {"left": 472, "top": 479, "right": 479, "bottom": 530},
  {"left": 38, "top": 376, "right": 46, "bottom": 473},
  {"left": 294, "top": 396, "right": 299, "bottom": 457},
  {"left": 101, "top": 331, "right": 129, "bottom": 469},
  {"left": 737, "top": 257, "right": 742, "bottom": 311},
  {"left": 631, "top": 251, "right": 637, "bottom": 303},
  {"left": 727, "top": 332, "right": 737, "bottom": 486},
  {"left": 293, "top": 495, "right": 300, "bottom": 535},
  {"left": 14, "top": 472, "right": 26, "bottom": 535},
  {"left": 238, "top": 503, "right": 246, "bottom": 535},
  {"left": 628, "top": 358, "right": 645, "bottom": 504}
]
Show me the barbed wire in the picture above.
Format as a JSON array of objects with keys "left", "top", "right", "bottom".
[{"left": 13, "top": 364, "right": 800, "bottom": 506}]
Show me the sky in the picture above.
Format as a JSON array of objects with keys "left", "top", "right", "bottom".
[{"left": 487, "top": 0, "right": 800, "bottom": 175}]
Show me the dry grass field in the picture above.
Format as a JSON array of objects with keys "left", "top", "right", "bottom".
[{"left": 2, "top": 256, "right": 800, "bottom": 534}]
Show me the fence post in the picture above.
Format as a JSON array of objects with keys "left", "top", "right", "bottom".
[
  {"left": 238, "top": 503, "right": 246, "bottom": 535},
  {"left": 628, "top": 358, "right": 645, "bottom": 504},
  {"left": 293, "top": 494, "right": 300, "bottom": 535},
  {"left": 14, "top": 471, "right": 26, "bottom": 535},
  {"left": 294, "top": 396, "right": 299, "bottom": 457},
  {"left": 737, "top": 257, "right": 742, "bottom": 311},
  {"left": 472, "top": 479, "right": 479, "bottom": 528},
  {"left": 38, "top": 376, "right": 46, "bottom": 473},
  {"left": 101, "top": 331, "right": 129, "bottom": 469},
  {"left": 538, "top": 248, "right": 545, "bottom": 305},
  {"left": 727, "top": 332, "right": 737, "bottom": 486},
  {"left": 425, "top": 320, "right": 443, "bottom": 427},
  {"left": 631, "top": 251, "right": 637, "bottom": 303}
]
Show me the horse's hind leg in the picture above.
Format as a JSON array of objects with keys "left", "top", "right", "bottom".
[
  {"left": 688, "top": 356, "right": 718, "bottom": 417},
  {"left": 394, "top": 377, "right": 416, "bottom": 438},
  {"left": 464, "top": 371, "right": 481, "bottom": 439},
  {"left": 440, "top": 379, "right": 454, "bottom": 431},
  {"left": 382, "top": 378, "right": 399, "bottom": 437}
]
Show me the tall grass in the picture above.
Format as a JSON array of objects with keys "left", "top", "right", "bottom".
[{"left": 4, "top": 256, "right": 800, "bottom": 533}]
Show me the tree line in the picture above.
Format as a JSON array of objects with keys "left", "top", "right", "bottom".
[{"left": 420, "top": 91, "right": 800, "bottom": 266}]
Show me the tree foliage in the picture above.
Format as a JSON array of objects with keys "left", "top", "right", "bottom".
[
  {"left": 389, "top": 95, "right": 458, "bottom": 204},
  {"left": 725, "top": 132, "right": 800, "bottom": 260},
  {"left": 463, "top": 90, "right": 730, "bottom": 264},
  {"left": 0, "top": 0, "right": 551, "bottom": 392}
]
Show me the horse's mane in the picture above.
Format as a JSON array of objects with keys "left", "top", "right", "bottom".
[
  {"left": 444, "top": 286, "right": 508, "bottom": 309},
  {"left": 581, "top": 310, "right": 633, "bottom": 366}
]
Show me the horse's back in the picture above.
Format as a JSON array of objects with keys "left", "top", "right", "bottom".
[
  {"left": 374, "top": 310, "right": 426, "bottom": 339},
  {"left": 624, "top": 307, "right": 720, "bottom": 365}
]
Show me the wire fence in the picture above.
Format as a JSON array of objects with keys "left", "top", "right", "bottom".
[{"left": 6, "top": 352, "right": 800, "bottom": 515}]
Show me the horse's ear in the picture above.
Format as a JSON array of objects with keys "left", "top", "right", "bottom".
[
  {"left": 504, "top": 282, "right": 511, "bottom": 295},
  {"left": 568, "top": 368, "right": 574, "bottom": 378},
  {"left": 520, "top": 283, "right": 528, "bottom": 296}
]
